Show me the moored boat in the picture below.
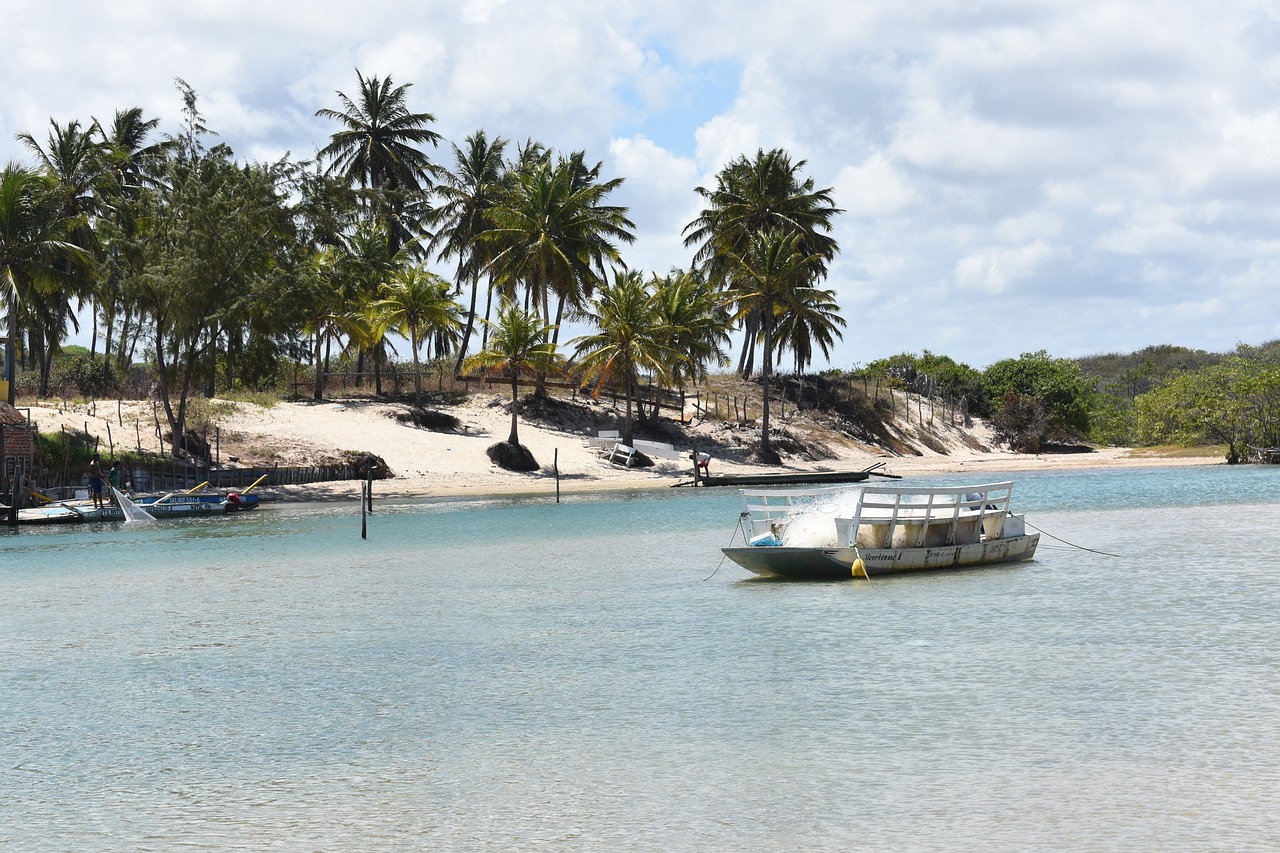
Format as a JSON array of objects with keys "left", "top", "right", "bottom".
[
  {"left": 15, "top": 490, "right": 260, "bottom": 526},
  {"left": 722, "top": 481, "right": 1039, "bottom": 580}
]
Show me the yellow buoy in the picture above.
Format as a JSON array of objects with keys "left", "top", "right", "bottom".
[{"left": 851, "top": 558, "right": 867, "bottom": 579}]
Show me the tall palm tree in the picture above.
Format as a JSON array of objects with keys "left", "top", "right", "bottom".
[
  {"left": 93, "top": 107, "right": 169, "bottom": 369},
  {"left": 463, "top": 303, "right": 562, "bottom": 462},
  {"left": 315, "top": 70, "right": 441, "bottom": 257},
  {"left": 17, "top": 118, "right": 107, "bottom": 393},
  {"left": 428, "top": 130, "right": 508, "bottom": 375},
  {"left": 572, "top": 269, "right": 676, "bottom": 446},
  {"left": 724, "top": 229, "right": 823, "bottom": 463},
  {"left": 374, "top": 265, "right": 462, "bottom": 406},
  {"left": 485, "top": 151, "right": 634, "bottom": 343},
  {"left": 0, "top": 164, "right": 91, "bottom": 404},
  {"left": 683, "top": 147, "right": 841, "bottom": 377}
]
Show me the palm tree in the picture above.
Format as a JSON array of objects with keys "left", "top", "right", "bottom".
[
  {"left": 0, "top": 164, "right": 91, "bottom": 404},
  {"left": 773, "top": 285, "right": 846, "bottom": 378},
  {"left": 652, "top": 268, "right": 731, "bottom": 394},
  {"left": 17, "top": 118, "right": 107, "bottom": 394},
  {"left": 315, "top": 70, "right": 441, "bottom": 257},
  {"left": 683, "top": 147, "right": 841, "bottom": 377},
  {"left": 93, "top": 107, "right": 169, "bottom": 370},
  {"left": 724, "top": 229, "right": 824, "bottom": 463},
  {"left": 572, "top": 269, "right": 676, "bottom": 446},
  {"left": 300, "top": 246, "right": 365, "bottom": 401},
  {"left": 374, "top": 265, "right": 462, "bottom": 405},
  {"left": 463, "top": 303, "right": 563, "bottom": 469},
  {"left": 95, "top": 107, "right": 169, "bottom": 191},
  {"left": 485, "top": 151, "right": 634, "bottom": 343},
  {"left": 428, "top": 130, "right": 508, "bottom": 375}
]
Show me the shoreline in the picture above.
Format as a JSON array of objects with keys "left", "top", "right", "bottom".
[
  {"left": 18, "top": 396, "right": 1224, "bottom": 506},
  {"left": 265, "top": 448, "right": 1222, "bottom": 504}
]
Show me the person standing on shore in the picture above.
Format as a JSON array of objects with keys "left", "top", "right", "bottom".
[
  {"left": 107, "top": 460, "right": 121, "bottom": 504},
  {"left": 87, "top": 454, "right": 106, "bottom": 510}
]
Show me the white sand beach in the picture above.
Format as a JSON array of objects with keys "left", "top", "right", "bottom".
[{"left": 18, "top": 392, "right": 1221, "bottom": 502}]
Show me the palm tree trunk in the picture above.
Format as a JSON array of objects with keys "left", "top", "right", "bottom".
[
  {"left": 313, "top": 330, "right": 325, "bottom": 401},
  {"left": 4, "top": 300, "right": 16, "bottom": 406},
  {"left": 508, "top": 376, "right": 520, "bottom": 445},
  {"left": 622, "top": 374, "right": 635, "bottom": 446},
  {"left": 453, "top": 273, "right": 480, "bottom": 376},
  {"left": 738, "top": 310, "right": 759, "bottom": 378},
  {"left": 481, "top": 276, "right": 495, "bottom": 349},
  {"left": 410, "top": 321, "right": 423, "bottom": 406},
  {"left": 759, "top": 311, "right": 776, "bottom": 463}
]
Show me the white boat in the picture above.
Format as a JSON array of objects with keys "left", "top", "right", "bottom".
[{"left": 722, "top": 481, "right": 1040, "bottom": 580}]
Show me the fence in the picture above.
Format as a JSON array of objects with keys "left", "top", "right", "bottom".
[{"left": 122, "top": 462, "right": 364, "bottom": 493}]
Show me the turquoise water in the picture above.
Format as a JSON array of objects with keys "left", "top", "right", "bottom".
[{"left": 3, "top": 465, "right": 1280, "bottom": 850}]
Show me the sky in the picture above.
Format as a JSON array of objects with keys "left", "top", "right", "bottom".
[{"left": 5, "top": 0, "right": 1280, "bottom": 369}]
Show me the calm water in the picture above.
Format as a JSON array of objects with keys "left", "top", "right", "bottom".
[{"left": 3, "top": 465, "right": 1279, "bottom": 851}]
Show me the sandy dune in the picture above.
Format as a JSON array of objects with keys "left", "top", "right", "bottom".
[{"left": 20, "top": 393, "right": 1217, "bottom": 502}]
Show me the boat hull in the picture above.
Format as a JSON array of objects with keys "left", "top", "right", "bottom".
[
  {"left": 723, "top": 533, "right": 1040, "bottom": 580},
  {"left": 15, "top": 493, "right": 259, "bottom": 525},
  {"left": 701, "top": 471, "right": 873, "bottom": 487}
]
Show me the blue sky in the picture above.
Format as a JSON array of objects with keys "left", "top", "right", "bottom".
[{"left": 5, "top": 0, "right": 1280, "bottom": 369}]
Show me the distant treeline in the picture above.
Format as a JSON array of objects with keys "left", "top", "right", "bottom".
[{"left": 841, "top": 340, "right": 1280, "bottom": 461}]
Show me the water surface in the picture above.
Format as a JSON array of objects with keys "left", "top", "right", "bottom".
[{"left": 3, "top": 465, "right": 1279, "bottom": 850}]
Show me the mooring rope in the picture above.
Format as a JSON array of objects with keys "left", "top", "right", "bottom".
[
  {"left": 1024, "top": 520, "right": 1122, "bottom": 558},
  {"left": 703, "top": 512, "right": 749, "bottom": 581}
]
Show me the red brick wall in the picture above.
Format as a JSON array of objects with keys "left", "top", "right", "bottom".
[{"left": 3, "top": 425, "right": 36, "bottom": 460}]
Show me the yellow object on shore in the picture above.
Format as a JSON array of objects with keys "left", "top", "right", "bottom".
[{"left": 851, "top": 558, "right": 867, "bottom": 578}]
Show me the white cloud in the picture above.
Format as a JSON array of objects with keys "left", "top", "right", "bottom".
[
  {"left": 954, "top": 241, "right": 1055, "bottom": 295},
  {"left": 836, "top": 156, "right": 917, "bottom": 218},
  {"left": 8, "top": 0, "right": 1280, "bottom": 366}
]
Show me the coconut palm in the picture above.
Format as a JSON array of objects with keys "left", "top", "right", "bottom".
[
  {"left": 485, "top": 151, "right": 634, "bottom": 342},
  {"left": 463, "top": 303, "right": 562, "bottom": 467},
  {"left": 0, "top": 164, "right": 91, "bottom": 404},
  {"left": 773, "top": 285, "right": 846, "bottom": 377},
  {"left": 300, "top": 246, "right": 365, "bottom": 400},
  {"left": 652, "top": 267, "right": 731, "bottom": 392},
  {"left": 373, "top": 265, "right": 462, "bottom": 406},
  {"left": 428, "top": 130, "right": 509, "bottom": 375},
  {"left": 315, "top": 70, "right": 441, "bottom": 256},
  {"left": 724, "top": 229, "right": 824, "bottom": 463},
  {"left": 17, "top": 118, "right": 107, "bottom": 394},
  {"left": 683, "top": 147, "right": 841, "bottom": 377},
  {"left": 93, "top": 107, "right": 169, "bottom": 368},
  {"left": 95, "top": 107, "right": 169, "bottom": 191},
  {"left": 572, "top": 269, "right": 677, "bottom": 446}
]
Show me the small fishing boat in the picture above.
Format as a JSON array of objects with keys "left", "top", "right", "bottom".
[
  {"left": 698, "top": 461, "right": 899, "bottom": 488},
  {"left": 722, "top": 481, "right": 1039, "bottom": 580},
  {"left": 15, "top": 478, "right": 265, "bottom": 526}
]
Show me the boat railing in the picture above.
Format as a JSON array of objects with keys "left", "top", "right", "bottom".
[
  {"left": 738, "top": 486, "right": 854, "bottom": 538},
  {"left": 839, "top": 482, "right": 1015, "bottom": 549}
]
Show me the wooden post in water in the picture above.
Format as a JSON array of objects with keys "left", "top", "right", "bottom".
[
  {"left": 554, "top": 448, "right": 560, "bottom": 504},
  {"left": 361, "top": 481, "right": 367, "bottom": 539},
  {"left": 366, "top": 471, "right": 373, "bottom": 514},
  {"left": 8, "top": 465, "right": 23, "bottom": 525}
]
